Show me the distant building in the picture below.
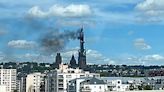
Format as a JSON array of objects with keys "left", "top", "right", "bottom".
[
  {"left": 26, "top": 73, "right": 45, "bottom": 92},
  {"left": 148, "top": 70, "right": 164, "bottom": 77},
  {"left": 101, "top": 77, "right": 130, "bottom": 91},
  {"left": 68, "top": 78, "right": 129, "bottom": 92},
  {"left": 68, "top": 78, "right": 87, "bottom": 92},
  {"left": 80, "top": 77, "right": 107, "bottom": 92},
  {"left": 68, "top": 77, "right": 107, "bottom": 92},
  {"left": 16, "top": 80, "right": 21, "bottom": 92},
  {"left": 70, "top": 55, "right": 77, "bottom": 68},
  {"left": 108, "top": 80, "right": 129, "bottom": 91},
  {"left": 55, "top": 53, "right": 62, "bottom": 68},
  {"left": 45, "top": 64, "right": 100, "bottom": 92},
  {"left": 19, "top": 74, "right": 27, "bottom": 92},
  {"left": 144, "top": 76, "right": 164, "bottom": 90},
  {"left": 78, "top": 28, "right": 87, "bottom": 69},
  {"left": 0, "top": 69, "right": 17, "bottom": 92}
]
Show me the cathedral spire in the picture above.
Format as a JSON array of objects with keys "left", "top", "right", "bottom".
[
  {"left": 70, "top": 55, "right": 77, "bottom": 68},
  {"left": 78, "top": 27, "right": 86, "bottom": 69}
]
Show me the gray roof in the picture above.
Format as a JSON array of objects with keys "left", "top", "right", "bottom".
[
  {"left": 69, "top": 77, "right": 91, "bottom": 83},
  {"left": 81, "top": 77, "right": 106, "bottom": 84},
  {"left": 100, "top": 77, "right": 145, "bottom": 83}
]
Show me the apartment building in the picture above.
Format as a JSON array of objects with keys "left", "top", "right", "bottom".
[
  {"left": 68, "top": 77, "right": 107, "bottom": 92},
  {"left": 0, "top": 69, "right": 17, "bottom": 92},
  {"left": 26, "top": 72, "right": 45, "bottom": 92},
  {"left": 0, "top": 85, "right": 7, "bottom": 92},
  {"left": 45, "top": 64, "right": 100, "bottom": 92}
]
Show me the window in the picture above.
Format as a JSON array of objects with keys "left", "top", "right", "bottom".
[
  {"left": 80, "top": 75, "right": 85, "bottom": 78},
  {"left": 66, "top": 75, "right": 71, "bottom": 78},
  {"left": 71, "top": 71, "right": 74, "bottom": 73},
  {"left": 58, "top": 75, "right": 63, "bottom": 78},
  {"left": 58, "top": 79, "right": 63, "bottom": 82}
]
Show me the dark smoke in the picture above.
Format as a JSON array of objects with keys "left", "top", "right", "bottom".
[{"left": 39, "top": 29, "right": 80, "bottom": 54}]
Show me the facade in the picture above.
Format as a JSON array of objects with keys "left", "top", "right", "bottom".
[
  {"left": 109, "top": 80, "right": 129, "bottom": 91},
  {"left": 68, "top": 78, "right": 87, "bottom": 92},
  {"left": 26, "top": 72, "right": 45, "bottom": 92},
  {"left": 0, "top": 69, "right": 17, "bottom": 92},
  {"left": 68, "top": 77, "right": 107, "bottom": 92},
  {"left": 68, "top": 77, "right": 130, "bottom": 92},
  {"left": 0, "top": 85, "right": 7, "bottom": 92},
  {"left": 144, "top": 76, "right": 164, "bottom": 90},
  {"left": 101, "top": 78, "right": 130, "bottom": 91},
  {"left": 101, "top": 77, "right": 148, "bottom": 91},
  {"left": 45, "top": 64, "right": 100, "bottom": 92},
  {"left": 20, "top": 75, "right": 27, "bottom": 92},
  {"left": 80, "top": 78, "right": 107, "bottom": 92},
  {"left": 16, "top": 80, "right": 21, "bottom": 92}
]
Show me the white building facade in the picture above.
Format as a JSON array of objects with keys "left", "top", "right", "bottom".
[
  {"left": 68, "top": 77, "right": 107, "bottom": 92},
  {"left": 68, "top": 78, "right": 87, "bottom": 92},
  {"left": 26, "top": 72, "right": 45, "bottom": 92},
  {"left": 104, "top": 79, "right": 130, "bottom": 91},
  {"left": 0, "top": 69, "right": 17, "bottom": 92},
  {"left": 0, "top": 85, "right": 7, "bottom": 92},
  {"left": 45, "top": 64, "right": 100, "bottom": 92}
]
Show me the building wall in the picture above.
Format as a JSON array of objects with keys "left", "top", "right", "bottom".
[
  {"left": 26, "top": 73, "right": 45, "bottom": 92},
  {"left": 108, "top": 91, "right": 164, "bottom": 92},
  {"left": 61, "top": 72, "right": 99, "bottom": 92},
  {"left": 45, "top": 71, "right": 58, "bottom": 92},
  {"left": 45, "top": 64, "right": 100, "bottom": 92},
  {"left": 0, "top": 85, "right": 7, "bottom": 92},
  {"left": 76, "top": 79, "right": 86, "bottom": 92},
  {"left": 103, "top": 79, "right": 130, "bottom": 91},
  {"left": 82, "top": 84, "right": 107, "bottom": 92},
  {"left": 16, "top": 80, "right": 21, "bottom": 92},
  {"left": 0, "top": 69, "right": 17, "bottom": 92},
  {"left": 20, "top": 76, "right": 26, "bottom": 92},
  {"left": 111, "top": 80, "right": 129, "bottom": 91}
]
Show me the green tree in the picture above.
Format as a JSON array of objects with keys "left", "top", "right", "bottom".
[
  {"left": 129, "top": 84, "right": 135, "bottom": 90},
  {"left": 143, "top": 85, "right": 153, "bottom": 90}
]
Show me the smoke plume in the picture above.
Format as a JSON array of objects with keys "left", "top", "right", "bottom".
[{"left": 39, "top": 29, "right": 80, "bottom": 54}]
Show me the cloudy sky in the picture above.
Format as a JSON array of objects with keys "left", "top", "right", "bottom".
[{"left": 0, "top": 0, "right": 164, "bottom": 65}]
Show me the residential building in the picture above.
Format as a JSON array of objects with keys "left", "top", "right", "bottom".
[
  {"left": 19, "top": 74, "right": 27, "bottom": 92},
  {"left": 101, "top": 78, "right": 130, "bottom": 91},
  {"left": 26, "top": 72, "right": 45, "bottom": 92},
  {"left": 68, "top": 77, "right": 107, "bottom": 92},
  {"left": 45, "top": 64, "right": 100, "bottom": 92},
  {"left": 80, "top": 77, "right": 107, "bottom": 92},
  {"left": 144, "top": 76, "right": 164, "bottom": 90},
  {"left": 0, "top": 69, "right": 17, "bottom": 92},
  {"left": 68, "top": 78, "right": 87, "bottom": 92},
  {"left": 16, "top": 80, "right": 21, "bottom": 92},
  {"left": 108, "top": 79, "right": 129, "bottom": 91},
  {"left": 0, "top": 85, "right": 7, "bottom": 92}
]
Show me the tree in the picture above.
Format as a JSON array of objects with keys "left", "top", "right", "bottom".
[
  {"left": 143, "top": 85, "right": 153, "bottom": 90},
  {"left": 138, "top": 85, "right": 143, "bottom": 90},
  {"left": 129, "top": 84, "right": 135, "bottom": 90}
]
